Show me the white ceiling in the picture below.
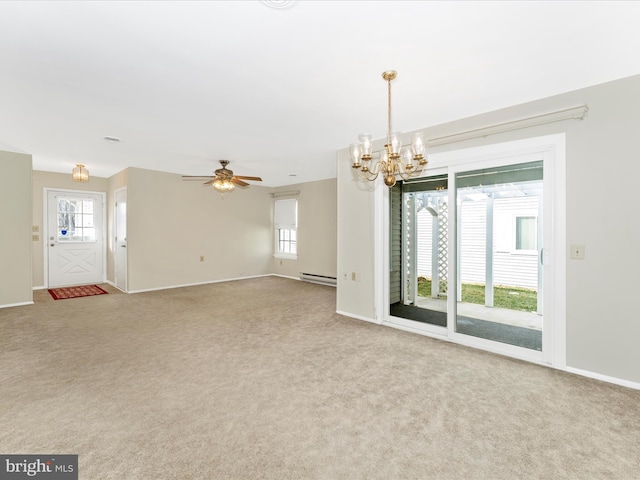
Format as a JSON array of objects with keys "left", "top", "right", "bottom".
[{"left": 1, "top": 1, "right": 639, "bottom": 187}]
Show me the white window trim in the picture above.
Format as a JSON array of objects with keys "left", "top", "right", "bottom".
[
  {"left": 274, "top": 198, "right": 298, "bottom": 259},
  {"left": 512, "top": 213, "right": 538, "bottom": 255},
  {"left": 274, "top": 252, "right": 298, "bottom": 260}
]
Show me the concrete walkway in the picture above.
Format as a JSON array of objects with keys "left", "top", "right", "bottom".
[{"left": 415, "top": 296, "right": 543, "bottom": 330}]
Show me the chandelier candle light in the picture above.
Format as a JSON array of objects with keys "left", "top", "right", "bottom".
[{"left": 351, "top": 70, "right": 427, "bottom": 187}]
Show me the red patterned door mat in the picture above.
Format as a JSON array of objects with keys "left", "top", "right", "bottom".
[{"left": 48, "top": 285, "right": 109, "bottom": 300}]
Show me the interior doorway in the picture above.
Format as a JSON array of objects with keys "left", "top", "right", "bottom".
[
  {"left": 46, "top": 189, "right": 105, "bottom": 288},
  {"left": 114, "top": 187, "right": 127, "bottom": 292}
]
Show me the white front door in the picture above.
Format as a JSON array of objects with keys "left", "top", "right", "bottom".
[
  {"left": 47, "top": 190, "right": 105, "bottom": 287},
  {"left": 114, "top": 187, "right": 127, "bottom": 292}
]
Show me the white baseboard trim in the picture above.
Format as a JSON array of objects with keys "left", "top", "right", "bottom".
[
  {"left": 32, "top": 286, "right": 46, "bottom": 291},
  {"left": 104, "top": 280, "right": 128, "bottom": 293},
  {"left": 0, "top": 301, "right": 34, "bottom": 309},
  {"left": 341, "top": 310, "right": 640, "bottom": 391},
  {"left": 336, "top": 310, "right": 382, "bottom": 325},
  {"left": 126, "top": 274, "right": 272, "bottom": 294},
  {"left": 271, "top": 274, "right": 300, "bottom": 281},
  {"left": 565, "top": 366, "right": 640, "bottom": 391}
]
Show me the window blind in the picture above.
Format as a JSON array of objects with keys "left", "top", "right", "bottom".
[{"left": 274, "top": 198, "right": 297, "bottom": 230}]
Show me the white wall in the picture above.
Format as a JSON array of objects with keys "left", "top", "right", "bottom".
[{"left": 337, "top": 74, "right": 640, "bottom": 384}]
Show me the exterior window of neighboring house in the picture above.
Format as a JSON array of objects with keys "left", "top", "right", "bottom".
[
  {"left": 274, "top": 198, "right": 297, "bottom": 259},
  {"left": 515, "top": 215, "right": 537, "bottom": 251}
]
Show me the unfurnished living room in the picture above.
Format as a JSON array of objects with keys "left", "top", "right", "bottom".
[{"left": 1, "top": 1, "right": 640, "bottom": 479}]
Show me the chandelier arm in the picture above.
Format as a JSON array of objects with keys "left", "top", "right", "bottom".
[
  {"left": 356, "top": 161, "right": 382, "bottom": 181},
  {"left": 396, "top": 166, "right": 414, "bottom": 182},
  {"left": 369, "top": 160, "right": 385, "bottom": 179},
  {"left": 395, "top": 157, "right": 427, "bottom": 182},
  {"left": 356, "top": 169, "right": 379, "bottom": 182}
]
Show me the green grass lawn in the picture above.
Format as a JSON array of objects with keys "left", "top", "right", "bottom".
[{"left": 417, "top": 278, "right": 537, "bottom": 312}]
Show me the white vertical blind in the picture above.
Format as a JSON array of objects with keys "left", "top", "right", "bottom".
[{"left": 274, "top": 199, "right": 297, "bottom": 230}]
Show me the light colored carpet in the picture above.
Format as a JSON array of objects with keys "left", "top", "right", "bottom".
[{"left": 1, "top": 277, "right": 639, "bottom": 479}]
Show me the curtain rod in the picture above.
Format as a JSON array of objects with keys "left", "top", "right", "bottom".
[
  {"left": 270, "top": 190, "right": 300, "bottom": 198},
  {"left": 426, "top": 105, "right": 588, "bottom": 147}
]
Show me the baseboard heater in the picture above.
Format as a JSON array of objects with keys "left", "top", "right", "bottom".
[{"left": 299, "top": 272, "right": 337, "bottom": 287}]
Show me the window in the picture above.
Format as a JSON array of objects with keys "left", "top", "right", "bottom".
[
  {"left": 274, "top": 198, "right": 297, "bottom": 259},
  {"left": 515, "top": 215, "right": 537, "bottom": 251},
  {"left": 57, "top": 197, "right": 96, "bottom": 242},
  {"left": 277, "top": 228, "right": 297, "bottom": 255}
]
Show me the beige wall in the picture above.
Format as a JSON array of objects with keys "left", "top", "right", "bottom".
[
  {"left": 270, "top": 178, "right": 337, "bottom": 280},
  {"left": 124, "top": 167, "right": 273, "bottom": 292},
  {"left": 337, "top": 74, "right": 640, "bottom": 384},
  {"left": 31, "top": 171, "right": 109, "bottom": 287},
  {"left": 0, "top": 150, "right": 32, "bottom": 307},
  {"left": 27, "top": 167, "right": 337, "bottom": 294}
]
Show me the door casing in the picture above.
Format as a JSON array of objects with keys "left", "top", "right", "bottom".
[
  {"left": 44, "top": 188, "right": 107, "bottom": 288},
  {"left": 114, "top": 187, "right": 127, "bottom": 292}
]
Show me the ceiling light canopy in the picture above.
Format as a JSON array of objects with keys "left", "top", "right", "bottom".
[
  {"left": 72, "top": 164, "right": 89, "bottom": 182},
  {"left": 351, "top": 70, "right": 428, "bottom": 188}
]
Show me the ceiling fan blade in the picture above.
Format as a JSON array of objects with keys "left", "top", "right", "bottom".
[
  {"left": 231, "top": 177, "right": 249, "bottom": 187},
  {"left": 202, "top": 179, "right": 216, "bottom": 185},
  {"left": 182, "top": 175, "right": 214, "bottom": 181},
  {"left": 234, "top": 175, "right": 262, "bottom": 181}
]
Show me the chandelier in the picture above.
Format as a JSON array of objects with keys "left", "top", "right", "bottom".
[
  {"left": 72, "top": 164, "right": 89, "bottom": 182},
  {"left": 351, "top": 70, "right": 427, "bottom": 188}
]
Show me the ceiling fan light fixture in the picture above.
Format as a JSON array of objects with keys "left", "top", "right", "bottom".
[{"left": 212, "top": 178, "right": 235, "bottom": 193}]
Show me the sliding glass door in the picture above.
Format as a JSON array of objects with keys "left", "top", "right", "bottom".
[
  {"left": 389, "top": 160, "right": 545, "bottom": 352},
  {"left": 454, "top": 161, "right": 543, "bottom": 350},
  {"left": 389, "top": 175, "right": 449, "bottom": 328}
]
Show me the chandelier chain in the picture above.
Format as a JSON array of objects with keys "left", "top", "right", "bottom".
[{"left": 387, "top": 77, "right": 392, "bottom": 147}]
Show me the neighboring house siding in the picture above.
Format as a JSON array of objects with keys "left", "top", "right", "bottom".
[
  {"left": 416, "top": 195, "right": 539, "bottom": 290},
  {"left": 459, "top": 201, "right": 487, "bottom": 285}
]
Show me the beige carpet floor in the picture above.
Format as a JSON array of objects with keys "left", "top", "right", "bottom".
[{"left": 1, "top": 276, "right": 639, "bottom": 479}]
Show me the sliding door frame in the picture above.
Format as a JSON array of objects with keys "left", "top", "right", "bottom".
[{"left": 379, "top": 134, "right": 566, "bottom": 369}]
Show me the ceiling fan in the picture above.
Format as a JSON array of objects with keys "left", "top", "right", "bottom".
[{"left": 182, "top": 160, "right": 262, "bottom": 193}]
